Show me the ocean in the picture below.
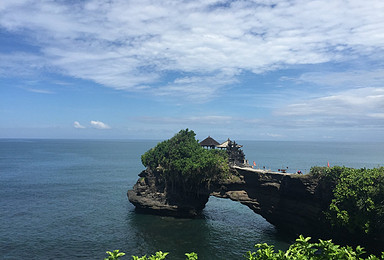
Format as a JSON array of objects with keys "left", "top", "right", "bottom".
[{"left": 0, "top": 139, "right": 383, "bottom": 259}]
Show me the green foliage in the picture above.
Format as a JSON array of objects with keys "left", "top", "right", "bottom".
[
  {"left": 105, "top": 250, "right": 125, "bottom": 260},
  {"left": 310, "top": 166, "right": 384, "bottom": 238},
  {"left": 107, "top": 238, "right": 384, "bottom": 259},
  {"left": 141, "top": 129, "right": 229, "bottom": 195},
  {"left": 131, "top": 251, "right": 169, "bottom": 260},
  {"left": 185, "top": 252, "right": 198, "bottom": 260},
  {"left": 129, "top": 251, "right": 198, "bottom": 260},
  {"left": 245, "top": 235, "right": 383, "bottom": 260}
]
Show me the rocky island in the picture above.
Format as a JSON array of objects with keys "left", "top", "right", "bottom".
[
  {"left": 128, "top": 162, "right": 333, "bottom": 236},
  {"left": 128, "top": 129, "right": 384, "bottom": 250}
]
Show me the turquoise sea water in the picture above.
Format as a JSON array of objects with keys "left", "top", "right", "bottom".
[{"left": 0, "top": 139, "right": 383, "bottom": 259}]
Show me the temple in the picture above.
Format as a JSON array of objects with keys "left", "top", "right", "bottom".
[
  {"left": 200, "top": 137, "right": 243, "bottom": 150},
  {"left": 200, "top": 136, "right": 245, "bottom": 166},
  {"left": 199, "top": 136, "right": 220, "bottom": 149},
  {"left": 216, "top": 138, "right": 243, "bottom": 149}
]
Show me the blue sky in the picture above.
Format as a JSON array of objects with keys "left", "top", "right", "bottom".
[{"left": 1, "top": 0, "right": 384, "bottom": 141}]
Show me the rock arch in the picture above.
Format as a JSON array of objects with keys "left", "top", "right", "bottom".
[{"left": 127, "top": 166, "right": 332, "bottom": 236}]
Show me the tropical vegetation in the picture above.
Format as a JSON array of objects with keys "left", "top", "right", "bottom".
[
  {"left": 310, "top": 166, "right": 384, "bottom": 242},
  {"left": 245, "top": 235, "right": 384, "bottom": 260},
  {"left": 105, "top": 236, "right": 384, "bottom": 259},
  {"left": 141, "top": 129, "right": 229, "bottom": 195}
]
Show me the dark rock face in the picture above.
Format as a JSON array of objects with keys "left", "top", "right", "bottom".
[
  {"left": 127, "top": 166, "right": 332, "bottom": 236},
  {"left": 213, "top": 167, "right": 333, "bottom": 237},
  {"left": 127, "top": 168, "right": 209, "bottom": 217}
]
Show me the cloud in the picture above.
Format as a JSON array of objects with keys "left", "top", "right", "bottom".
[
  {"left": 23, "top": 87, "right": 54, "bottom": 94},
  {"left": 278, "top": 87, "right": 384, "bottom": 116},
  {"left": 368, "top": 113, "right": 384, "bottom": 119},
  {"left": 73, "top": 121, "right": 86, "bottom": 129},
  {"left": 137, "top": 115, "right": 233, "bottom": 125},
  {"left": 1, "top": 0, "right": 384, "bottom": 100},
  {"left": 154, "top": 71, "right": 239, "bottom": 102},
  {"left": 297, "top": 69, "right": 384, "bottom": 89},
  {"left": 260, "top": 133, "right": 283, "bottom": 138},
  {"left": 90, "top": 120, "right": 111, "bottom": 129},
  {"left": 0, "top": 53, "right": 49, "bottom": 77},
  {"left": 274, "top": 87, "right": 384, "bottom": 129},
  {"left": 74, "top": 120, "right": 111, "bottom": 129}
]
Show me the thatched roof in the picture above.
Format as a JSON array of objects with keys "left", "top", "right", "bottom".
[
  {"left": 216, "top": 138, "right": 243, "bottom": 148},
  {"left": 199, "top": 136, "right": 220, "bottom": 147}
]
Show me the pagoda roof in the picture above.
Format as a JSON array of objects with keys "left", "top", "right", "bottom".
[
  {"left": 216, "top": 138, "right": 243, "bottom": 148},
  {"left": 199, "top": 136, "right": 220, "bottom": 147}
]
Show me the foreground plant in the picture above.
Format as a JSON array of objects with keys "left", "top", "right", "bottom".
[
  {"left": 105, "top": 236, "right": 384, "bottom": 259},
  {"left": 185, "top": 252, "right": 198, "bottom": 260},
  {"left": 132, "top": 251, "right": 169, "bottom": 260},
  {"left": 122, "top": 251, "right": 196, "bottom": 260},
  {"left": 104, "top": 250, "right": 125, "bottom": 260},
  {"left": 245, "top": 235, "right": 384, "bottom": 260}
]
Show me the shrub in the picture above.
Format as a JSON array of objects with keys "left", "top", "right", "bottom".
[
  {"left": 131, "top": 251, "right": 169, "bottom": 260},
  {"left": 106, "top": 237, "right": 384, "bottom": 259},
  {"left": 141, "top": 129, "right": 229, "bottom": 195},
  {"left": 245, "top": 235, "right": 384, "bottom": 260},
  {"left": 104, "top": 250, "right": 125, "bottom": 260},
  {"left": 309, "top": 166, "right": 384, "bottom": 239}
]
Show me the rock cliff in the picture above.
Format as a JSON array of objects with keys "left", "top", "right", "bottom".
[
  {"left": 127, "top": 168, "right": 210, "bottom": 217},
  {"left": 212, "top": 166, "right": 333, "bottom": 236},
  {"left": 128, "top": 166, "right": 333, "bottom": 237}
]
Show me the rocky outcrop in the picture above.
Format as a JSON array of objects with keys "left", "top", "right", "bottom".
[
  {"left": 128, "top": 166, "right": 333, "bottom": 236},
  {"left": 212, "top": 166, "right": 333, "bottom": 237},
  {"left": 127, "top": 168, "right": 210, "bottom": 217}
]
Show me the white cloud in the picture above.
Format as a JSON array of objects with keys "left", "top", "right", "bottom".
[
  {"left": 273, "top": 87, "right": 384, "bottom": 129},
  {"left": 368, "top": 113, "right": 384, "bottom": 119},
  {"left": 90, "top": 120, "right": 111, "bottom": 129},
  {"left": 154, "top": 71, "right": 239, "bottom": 101},
  {"left": 137, "top": 115, "right": 233, "bottom": 125},
  {"left": 1, "top": 0, "right": 384, "bottom": 100},
  {"left": 73, "top": 121, "right": 86, "bottom": 129},
  {"left": 0, "top": 53, "right": 49, "bottom": 77},
  {"left": 74, "top": 120, "right": 111, "bottom": 129},
  {"left": 263, "top": 133, "right": 283, "bottom": 138},
  {"left": 22, "top": 87, "right": 54, "bottom": 94},
  {"left": 297, "top": 69, "right": 384, "bottom": 88},
  {"left": 278, "top": 87, "right": 384, "bottom": 117}
]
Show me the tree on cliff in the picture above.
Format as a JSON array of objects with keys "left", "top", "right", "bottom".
[
  {"left": 141, "top": 129, "right": 229, "bottom": 196},
  {"left": 311, "top": 166, "right": 384, "bottom": 244}
]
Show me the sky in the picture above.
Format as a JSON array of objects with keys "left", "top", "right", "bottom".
[{"left": 1, "top": 0, "right": 384, "bottom": 141}]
